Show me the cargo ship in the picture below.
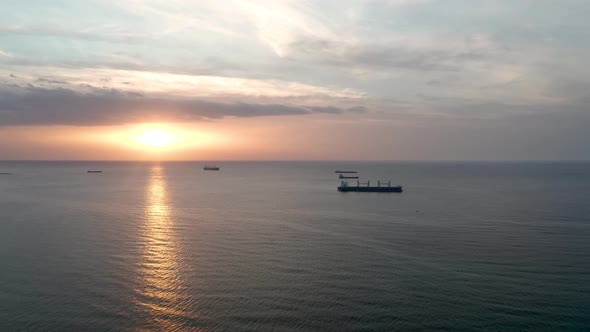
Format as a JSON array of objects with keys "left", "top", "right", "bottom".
[
  {"left": 204, "top": 165, "right": 220, "bottom": 171},
  {"left": 334, "top": 170, "right": 357, "bottom": 173},
  {"left": 338, "top": 180, "right": 402, "bottom": 193}
]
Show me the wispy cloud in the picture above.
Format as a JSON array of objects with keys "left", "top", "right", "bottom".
[
  {"left": 0, "top": 49, "right": 13, "bottom": 58},
  {"left": 1, "top": 66, "right": 364, "bottom": 99},
  {"left": 0, "top": 24, "right": 150, "bottom": 43},
  {"left": 287, "top": 33, "right": 498, "bottom": 72}
]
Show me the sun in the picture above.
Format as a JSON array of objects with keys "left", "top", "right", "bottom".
[
  {"left": 134, "top": 129, "right": 178, "bottom": 148},
  {"left": 102, "top": 123, "right": 224, "bottom": 152}
]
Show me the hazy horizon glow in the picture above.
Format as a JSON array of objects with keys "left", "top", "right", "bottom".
[{"left": 1, "top": 0, "right": 589, "bottom": 160}]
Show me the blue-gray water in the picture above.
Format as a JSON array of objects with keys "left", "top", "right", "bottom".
[{"left": 1, "top": 161, "right": 589, "bottom": 331}]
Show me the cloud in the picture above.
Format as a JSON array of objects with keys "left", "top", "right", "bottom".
[
  {"left": 0, "top": 24, "right": 149, "bottom": 44},
  {"left": 0, "top": 66, "right": 364, "bottom": 101},
  {"left": 0, "top": 49, "right": 13, "bottom": 58},
  {"left": 235, "top": 0, "right": 340, "bottom": 57},
  {"left": 287, "top": 33, "right": 498, "bottom": 72},
  {"left": 0, "top": 86, "right": 366, "bottom": 126},
  {"left": 379, "top": 0, "right": 431, "bottom": 6},
  {"left": 36, "top": 77, "right": 69, "bottom": 84}
]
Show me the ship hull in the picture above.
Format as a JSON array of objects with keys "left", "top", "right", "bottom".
[{"left": 338, "top": 186, "right": 402, "bottom": 193}]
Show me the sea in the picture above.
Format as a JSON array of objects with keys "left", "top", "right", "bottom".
[{"left": 0, "top": 161, "right": 589, "bottom": 331}]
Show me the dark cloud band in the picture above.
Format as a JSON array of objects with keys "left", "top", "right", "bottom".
[{"left": 0, "top": 86, "right": 366, "bottom": 126}]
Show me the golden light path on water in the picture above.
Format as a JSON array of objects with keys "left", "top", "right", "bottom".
[{"left": 136, "top": 165, "right": 195, "bottom": 331}]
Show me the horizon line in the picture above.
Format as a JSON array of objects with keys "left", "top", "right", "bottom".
[{"left": 1, "top": 159, "right": 589, "bottom": 163}]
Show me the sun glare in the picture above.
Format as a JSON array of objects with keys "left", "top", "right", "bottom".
[
  {"left": 134, "top": 129, "right": 178, "bottom": 148},
  {"left": 95, "top": 123, "right": 229, "bottom": 155}
]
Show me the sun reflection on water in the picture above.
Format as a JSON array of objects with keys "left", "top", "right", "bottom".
[{"left": 136, "top": 165, "right": 193, "bottom": 330}]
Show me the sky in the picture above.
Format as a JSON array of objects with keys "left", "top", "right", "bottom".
[{"left": 0, "top": 0, "right": 589, "bottom": 160}]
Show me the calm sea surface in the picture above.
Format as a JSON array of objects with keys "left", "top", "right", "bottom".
[{"left": 0, "top": 161, "right": 589, "bottom": 331}]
